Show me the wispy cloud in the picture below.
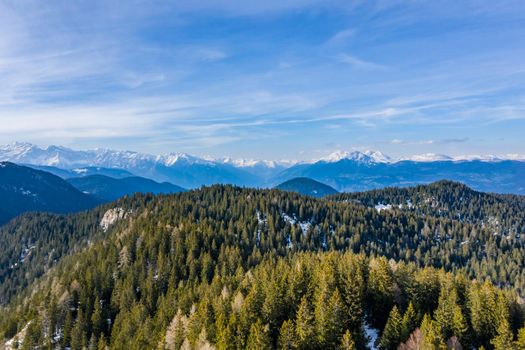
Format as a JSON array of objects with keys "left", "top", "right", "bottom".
[
  {"left": 336, "top": 53, "right": 386, "bottom": 70},
  {"left": 0, "top": 0, "right": 523, "bottom": 158},
  {"left": 326, "top": 28, "right": 355, "bottom": 45}
]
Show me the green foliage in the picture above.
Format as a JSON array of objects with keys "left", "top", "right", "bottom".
[
  {"left": 420, "top": 314, "right": 446, "bottom": 350},
  {"left": 1, "top": 185, "right": 524, "bottom": 349},
  {"left": 380, "top": 305, "right": 403, "bottom": 350}
]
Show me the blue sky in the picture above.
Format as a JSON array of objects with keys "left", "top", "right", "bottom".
[{"left": 0, "top": 0, "right": 524, "bottom": 160}]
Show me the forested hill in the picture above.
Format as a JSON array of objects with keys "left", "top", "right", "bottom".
[
  {"left": 330, "top": 180, "right": 525, "bottom": 235},
  {"left": 275, "top": 177, "right": 338, "bottom": 197},
  {"left": 1, "top": 185, "right": 525, "bottom": 349}
]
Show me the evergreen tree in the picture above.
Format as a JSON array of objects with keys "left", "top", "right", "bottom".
[
  {"left": 295, "top": 296, "right": 315, "bottom": 350},
  {"left": 21, "top": 321, "right": 42, "bottom": 350},
  {"left": 420, "top": 314, "right": 446, "bottom": 350},
  {"left": 517, "top": 327, "right": 525, "bottom": 350},
  {"left": 401, "top": 302, "right": 417, "bottom": 340},
  {"left": 91, "top": 296, "right": 104, "bottom": 338},
  {"left": 490, "top": 319, "right": 515, "bottom": 350},
  {"left": 451, "top": 304, "right": 468, "bottom": 343},
  {"left": 380, "top": 305, "right": 403, "bottom": 350},
  {"left": 97, "top": 334, "right": 108, "bottom": 350},
  {"left": 246, "top": 319, "right": 272, "bottom": 350},
  {"left": 340, "top": 330, "right": 356, "bottom": 350},
  {"left": 278, "top": 320, "right": 296, "bottom": 350},
  {"left": 434, "top": 284, "right": 457, "bottom": 339}
]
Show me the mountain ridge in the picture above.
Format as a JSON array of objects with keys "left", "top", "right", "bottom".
[
  {"left": 0, "top": 162, "right": 101, "bottom": 225},
  {"left": 2, "top": 142, "right": 525, "bottom": 169},
  {"left": 3, "top": 142, "right": 525, "bottom": 193}
]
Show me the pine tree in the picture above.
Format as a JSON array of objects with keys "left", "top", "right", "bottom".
[
  {"left": 21, "top": 321, "right": 42, "bottom": 350},
  {"left": 434, "top": 284, "right": 459, "bottom": 339},
  {"left": 490, "top": 319, "right": 515, "bottom": 350},
  {"left": 91, "top": 296, "right": 104, "bottom": 337},
  {"left": 71, "top": 310, "right": 87, "bottom": 350},
  {"left": 517, "top": 327, "right": 525, "bottom": 350},
  {"left": 420, "top": 314, "right": 446, "bottom": 350},
  {"left": 340, "top": 261, "right": 364, "bottom": 330},
  {"left": 322, "top": 289, "right": 346, "bottom": 348},
  {"left": 214, "top": 312, "right": 231, "bottom": 350},
  {"left": 295, "top": 296, "right": 315, "bottom": 350},
  {"left": 62, "top": 309, "right": 73, "bottom": 348},
  {"left": 278, "top": 320, "right": 296, "bottom": 350},
  {"left": 246, "top": 319, "right": 272, "bottom": 350},
  {"left": 451, "top": 304, "right": 468, "bottom": 342},
  {"left": 165, "top": 309, "right": 187, "bottom": 350},
  {"left": 367, "top": 258, "right": 394, "bottom": 328},
  {"left": 340, "top": 330, "right": 356, "bottom": 350},
  {"left": 97, "top": 334, "right": 108, "bottom": 350},
  {"left": 88, "top": 333, "right": 97, "bottom": 350},
  {"left": 380, "top": 305, "right": 403, "bottom": 350},
  {"left": 401, "top": 302, "right": 417, "bottom": 340}
]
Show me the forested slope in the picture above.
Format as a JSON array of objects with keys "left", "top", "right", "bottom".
[{"left": 1, "top": 184, "right": 525, "bottom": 349}]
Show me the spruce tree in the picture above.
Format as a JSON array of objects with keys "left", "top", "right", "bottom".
[
  {"left": 517, "top": 327, "right": 525, "bottom": 350},
  {"left": 490, "top": 319, "right": 515, "bottom": 350},
  {"left": 341, "top": 330, "right": 356, "bottom": 350},
  {"left": 451, "top": 304, "right": 468, "bottom": 343},
  {"left": 278, "top": 320, "right": 296, "bottom": 350},
  {"left": 401, "top": 302, "right": 417, "bottom": 340},
  {"left": 295, "top": 296, "right": 315, "bottom": 350},
  {"left": 420, "top": 314, "right": 446, "bottom": 350},
  {"left": 246, "top": 319, "right": 272, "bottom": 350},
  {"left": 380, "top": 305, "right": 403, "bottom": 350},
  {"left": 434, "top": 284, "right": 457, "bottom": 339}
]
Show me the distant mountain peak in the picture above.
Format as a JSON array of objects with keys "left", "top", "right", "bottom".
[
  {"left": 216, "top": 157, "right": 294, "bottom": 169},
  {"left": 162, "top": 153, "right": 211, "bottom": 166},
  {"left": 402, "top": 153, "right": 453, "bottom": 162},
  {"left": 321, "top": 150, "right": 392, "bottom": 164}
]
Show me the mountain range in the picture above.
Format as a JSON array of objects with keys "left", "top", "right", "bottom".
[{"left": 2, "top": 142, "right": 525, "bottom": 194}]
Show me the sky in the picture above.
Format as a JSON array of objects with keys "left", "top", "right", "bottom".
[{"left": 0, "top": 0, "right": 524, "bottom": 160}]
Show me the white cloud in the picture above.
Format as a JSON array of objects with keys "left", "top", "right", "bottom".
[
  {"left": 326, "top": 28, "right": 355, "bottom": 45},
  {"left": 337, "top": 53, "right": 386, "bottom": 70}
]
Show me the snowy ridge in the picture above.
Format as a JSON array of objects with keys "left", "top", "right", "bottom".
[
  {"left": 321, "top": 150, "right": 391, "bottom": 164},
  {"left": 1, "top": 142, "right": 524, "bottom": 172}
]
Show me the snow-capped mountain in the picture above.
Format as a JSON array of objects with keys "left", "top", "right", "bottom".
[
  {"left": 400, "top": 153, "right": 453, "bottom": 162},
  {"left": 321, "top": 150, "right": 392, "bottom": 164},
  {"left": 2, "top": 142, "right": 525, "bottom": 193},
  {"left": 0, "top": 142, "right": 216, "bottom": 169},
  {"left": 0, "top": 143, "right": 264, "bottom": 188}
]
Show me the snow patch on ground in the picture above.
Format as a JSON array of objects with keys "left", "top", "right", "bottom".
[
  {"left": 256, "top": 211, "right": 267, "bottom": 246},
  {"left": 374, "top": 203, "right": 392, "bottom": 213},
  {"left": 73, "top": 167, "right": 88, "bottom": 174},
  {"left": 282, "top": 212, "right": 312, "bottom": 234},
  {"left": 364, "top": 321, "right": 379, "bottom": 350}
]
